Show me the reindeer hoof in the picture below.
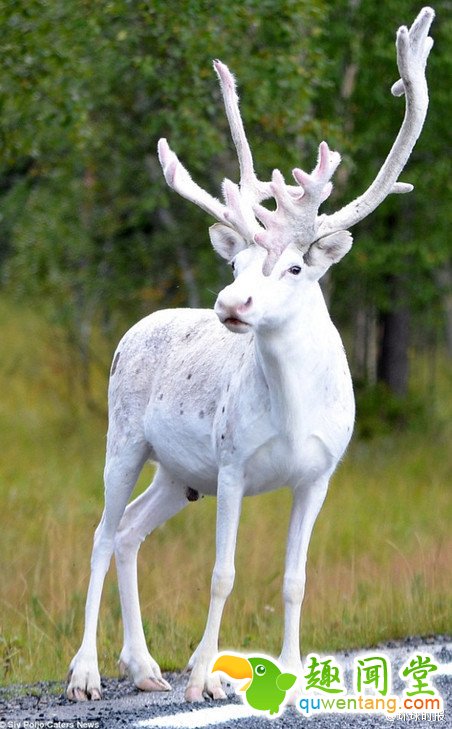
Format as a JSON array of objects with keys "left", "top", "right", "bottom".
[
  {"left": 67, "top": 684, "right": 102, "bottom": 702},
  {"left": 119, "top": 655, "right": 171, "bottom": 692},
  {"left": 136, "top": 676, "right": 172, "bottom": 692},
  {"left": 209, "top": 685, "right": 227, "bottom": 700},
  {"left": 67, "top": 659, "right": 102, "bottom": 702},
  {"left": 70, "top": 687, "right": 87, "bottom": 702},
  {"left": 185, "top": 686, "right": 205, "bottom": 702}
]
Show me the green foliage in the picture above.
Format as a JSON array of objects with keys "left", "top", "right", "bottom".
[
  {"left": 0, "top": 0, "right": 330, "bottom": 295},
  {"left": 325, "top": 0, "right": 452, "bottom": 318},
  {"left": 0, "top": 1, "right": 450, "bottom": 379},
  {"left": 355, "top": 383, "right": 427, "bottom": 439}
]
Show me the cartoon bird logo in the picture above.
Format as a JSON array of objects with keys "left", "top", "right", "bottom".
[{"left": 212, "top": 653, "right": 297, "bottom": 716}]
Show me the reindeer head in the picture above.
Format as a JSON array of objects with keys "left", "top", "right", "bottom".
[{"left": 158, "top": 8, "right": 434, "bottom": 333}]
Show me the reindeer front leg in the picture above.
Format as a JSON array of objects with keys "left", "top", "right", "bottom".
[
  {"left": 279, "top": 474, "right": 330, "bottom": 677},
  {"left": 185, "top": 470, "right": 243, "bottom": 702}
]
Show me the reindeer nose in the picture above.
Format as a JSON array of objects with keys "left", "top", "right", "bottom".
[
  {"left": 215, "top": 293, "right": 253, "bottom": 322},
  {"left": 238, "top": 296, "right": 253, "bottom": 313}
]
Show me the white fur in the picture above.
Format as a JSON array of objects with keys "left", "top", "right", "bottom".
[{"left": 67, "top": 241, "right": 354, "bottom": 702}]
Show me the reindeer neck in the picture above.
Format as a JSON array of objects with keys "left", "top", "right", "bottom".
[{"left": 253, "top": 283, "right": 336, "bottom": 437}]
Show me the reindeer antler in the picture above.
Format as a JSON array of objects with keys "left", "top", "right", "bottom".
[
  {"left": 254, "top": 142, "right": 341, "bottom": 274},
  {"left": 158, "top": 60, "right": 269, "bottom": 249},
  {"left": 318, "top": 6, "right": 435, "bottom": 237},
  {"left": 158, "top": 62, "right": 341, "bottom": 274},
  {"left": 158, "top": 7, "right": 434, "bottom": 274}
]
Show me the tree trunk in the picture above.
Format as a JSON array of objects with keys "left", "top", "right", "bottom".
[
  {"left": 435, "top": 265, "right": 452, "bottom": 357},
  {"left": 176, "top": 245, "right": 201, "bottom": 309},
  {"left": 353, "top": 304, "right": 377, "bottom": 386},
  {"left": 377, "top": 278, "right": 410, "bottom": 396}
]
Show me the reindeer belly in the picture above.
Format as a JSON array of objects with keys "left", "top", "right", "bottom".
[{"left": 144, "top": 399, "right": 220, "bottom": 492}]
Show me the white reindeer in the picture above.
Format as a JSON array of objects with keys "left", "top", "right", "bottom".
[{"left": 67, "top": 8, "right": 434, "bottom": 702}]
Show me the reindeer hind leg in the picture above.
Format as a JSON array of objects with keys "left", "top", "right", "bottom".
[
  {"left": 114, "top": 467, "right": 189, "bottom": 691},
  {"left": 67, "top": 437, "right": 150, "bottom": 701}
]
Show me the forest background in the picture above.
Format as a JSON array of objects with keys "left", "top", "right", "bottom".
[{"left": 0, "top": 0, "right": 450, "bottom": 685}]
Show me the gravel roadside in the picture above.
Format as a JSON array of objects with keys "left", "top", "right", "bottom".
[{"left": 1, "top": 636, "right": 451, "bottom": 729}]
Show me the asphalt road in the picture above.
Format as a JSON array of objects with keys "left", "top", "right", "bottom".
[{"left": 1, "top": 637, "right": 451, "bottom": 729}]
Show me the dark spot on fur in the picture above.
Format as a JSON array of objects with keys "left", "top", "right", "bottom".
[
  {"left": 199, "top": 410, "right": 205, "bottom": 419},
  {"left": 159, "top": 393, "right": 164, "bottom": 400},
  {"left": 222, "top": 406, "right": 225, "bottom": 413},
  {"left": 180, "top": 410, "right": 184, "bottom": 415},
  {"left": 186, "top": 487, "right": 199, "bottom": 501},
  {"left": 185, "top": 332, "right": 191, "bottom": 339},
  {"left": 187, "top": 373, "right": 192, "bottom": 379},
  {"left": 111, "top": 351, "right": 120, "bottom": 376},
  {"left": 221, "top": 434, "right": 225, "bottom": 440}
]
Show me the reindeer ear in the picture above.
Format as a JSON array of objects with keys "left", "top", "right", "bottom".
[
  {"left": 304, "top": 230, "right": 353, "bottom": 274},
  {"left": 209, "top": 223, "right": 247, "bottom": 261}
]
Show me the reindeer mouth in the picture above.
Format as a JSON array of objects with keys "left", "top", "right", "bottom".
[{"left": 222, "top": 316, "right": 251, "bottom": 332}]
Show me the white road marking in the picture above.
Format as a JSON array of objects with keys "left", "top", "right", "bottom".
[{"left": 136, "top": 704, "right": 256, "bottom": 728}]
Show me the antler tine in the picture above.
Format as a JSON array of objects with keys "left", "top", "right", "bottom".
[
  {"left": 157, "top": 138, "right": 229, "bottom": 223},
  {"left": 213, "top": 60, "right": 269, "bottom": 203},
  {"left": 222, "top": 177, "right": 261, "bottom": 240},
  {"left": 253, "top": 141, "right": 342, "bottom": 274},
  {"left": 319, "top": 6, "right": 435, "bottom": 237},
  {"left": 292, "top": 141, "right": 341, "bottom": 202},
  {"left": 158, "top": 62, "right": 268, "bottom": 246}
]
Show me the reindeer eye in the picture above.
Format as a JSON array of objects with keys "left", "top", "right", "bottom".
[{"left": 289, "top": 265, "right": 302, "bottom": 275}]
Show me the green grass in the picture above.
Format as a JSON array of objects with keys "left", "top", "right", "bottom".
[{"left": 0, "top": 296, "right": 451, "bottom": 684}]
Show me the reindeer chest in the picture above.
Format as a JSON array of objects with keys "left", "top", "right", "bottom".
[
  {"left": 211, "top": 395, "right": 313, "bottom": 496},
  {"left": 214, "top": 350, "right": 354, "bottom": 494}
]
